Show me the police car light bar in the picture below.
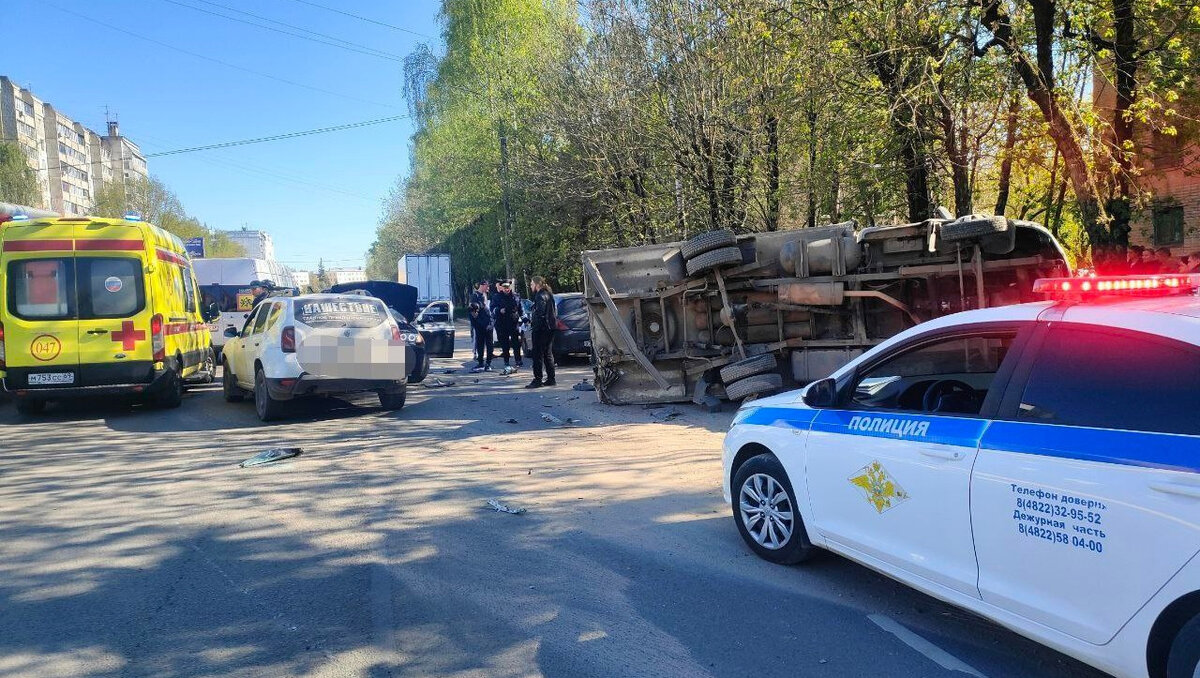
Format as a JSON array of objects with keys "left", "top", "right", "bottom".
[{"left": 1033, "top": 275, "right": 1195, "bottom": 298}]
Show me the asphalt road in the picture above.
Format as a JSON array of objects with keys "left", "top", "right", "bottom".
[{"left": 0, "top": 330, "right": 1111, "bottom": 678}]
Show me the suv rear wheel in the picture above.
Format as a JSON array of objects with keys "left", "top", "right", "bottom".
[
  {"left": 378, "top": 384, "right": 407, "bottom": 410},
  {"left": 153, "top": 365, "right": 183, "bottom": 409},
  {"left": 254, "top": 367, "right": 287, "bottom": 422}
]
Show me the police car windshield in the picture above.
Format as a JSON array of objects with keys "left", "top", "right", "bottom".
[{"left": 295, "top": 298, "right": 388, "bottom": 328}]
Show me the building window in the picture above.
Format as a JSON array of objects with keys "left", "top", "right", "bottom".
[
  {"left": 21, "top": 101, "right": 34, "bottom": 116},
  {"left": 1153, "top": 205, "right": 1185, "bottom": 247}
]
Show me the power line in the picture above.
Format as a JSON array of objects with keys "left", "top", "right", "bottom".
[
  {"left": 283, "top": 0, "right": 433, "bottom": 39},
  {"left": 157, "top": 0, "right": 404, "bottom": 62},
  {"left": 145, "top": 116, "right": 408, "bottom": 157},
  {"left": 183, "top": 0, "right": 408, "bottom": 59},
  {"left": 43, "top": 2, "right": 400, "bottom": 110}
]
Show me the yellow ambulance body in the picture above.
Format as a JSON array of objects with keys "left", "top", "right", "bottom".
[{"left": 0, "top": 215, "right": 215, "bottom": 413}]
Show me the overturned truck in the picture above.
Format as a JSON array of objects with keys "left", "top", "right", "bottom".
[{"left": 582, "top": 213, "right": 1071, "bottom": 405}]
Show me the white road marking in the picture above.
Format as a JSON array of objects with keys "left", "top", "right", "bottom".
[{"left": 868, "top": 613, "right": 988, "bottom": 678}]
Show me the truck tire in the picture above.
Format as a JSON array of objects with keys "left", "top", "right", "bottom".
[
  {"left": 686, "top": 246, "right": 743, "bottom": 277},
  {"left": 720, "top": 353, "right": 778, "bottom": 384},
  {"left": 940, "top": 214, "right": 1008, "bottom": 242},
  {"left": 724, "top": 373, "right": 783, "bottom": 401},
  {"left": 681, "top": 229, "right": 737, "bottom": 260}
]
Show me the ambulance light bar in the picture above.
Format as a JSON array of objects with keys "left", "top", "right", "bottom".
[{"left": 1033, "top": 275, "right": 1195, "bottom": 298}]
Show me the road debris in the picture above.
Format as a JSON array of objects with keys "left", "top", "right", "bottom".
[
  {"left": 650, "top": 408, "right": 683, "bottom": 421},
  {"left": 239, "top": 448, "right": 301, "bottom": 468},
  {"left": 486, "top": 499, "right": 526, "bottom": 515},
  {"left": 541, "top": 412, "right": 583, "bottom": 426},
  {"left": 442, "top": 369, "right": 458, "bottom": 374},
  {"left": 424, "top": 377, "right": 456, "bottom": 388},
  {"left": 503, "top": 418, "right": 518, "bottom": 424},
  {"left": 572, "top": 379, "right": 596, "bottom": 392},
  {"left": 501, "top": 366, "right": 518, "bottom": 376}
]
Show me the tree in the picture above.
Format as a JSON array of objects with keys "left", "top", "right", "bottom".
[
  {"left": 92, "top": 176, "right": 245, "bottom": 257},
  {"left": 0, "top": 141, "right": 40, "bottom": 207},
  {"left": 315, "top": 259, "right": 332, "bottom": 291}
]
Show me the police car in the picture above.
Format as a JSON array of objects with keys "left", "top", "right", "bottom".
[{"left": 722, "top": 274, "right": 1200, "bottom": 678}]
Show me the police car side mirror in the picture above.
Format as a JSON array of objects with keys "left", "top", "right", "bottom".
[
  {"left": 223, "top": 327, "right": 239, "bottom": 339},
  {"left": 803, "top": 378, "right": 837, "bottom": 408}
]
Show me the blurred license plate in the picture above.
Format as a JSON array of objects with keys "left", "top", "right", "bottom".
[{"left": 28, "top": 372, "right": 74, "bottom": 385}]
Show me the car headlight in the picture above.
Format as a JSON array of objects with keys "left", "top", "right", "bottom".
[
  {"left": 413, "top": 332, "right": 424, "bottom": 345},
  {"left": 731, "top": 406, "right": 760, "bottom": 428}
]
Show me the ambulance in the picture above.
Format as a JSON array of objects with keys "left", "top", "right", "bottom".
[{"left": 0, "top": 213, "right": 217, "bottom": 414}]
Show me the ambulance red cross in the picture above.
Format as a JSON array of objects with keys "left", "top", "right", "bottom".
[{"left": 723, "top": 273, "right": 1200, "bottom": 678}]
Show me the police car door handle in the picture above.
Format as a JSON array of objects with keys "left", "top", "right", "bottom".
[
  {"left": 86, "top": 328, "right": 109, "bottom": 335},
  {"left": 1149, "top": 482, "right": 1200, "bottom": 500},
  {"left": 919, "top": 448, "right": 964, "bottom": 461}
]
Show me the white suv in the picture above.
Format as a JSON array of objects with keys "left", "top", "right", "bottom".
[{"left": 221, "top": 294, "right": 412, "bottom": 421}]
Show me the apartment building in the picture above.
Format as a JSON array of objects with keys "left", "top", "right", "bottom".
[
  {"left": 1094, "top": 75, "right": 1200, "bottom": 256},
  {"left": 330, "top": 268, "right": 368, "bottom": 285},
  {"left": 0, "top": 75, "right": 148, "bottom": 215},
  {"left": 218, "top": 228, "right": 276, "bottom": 260}
]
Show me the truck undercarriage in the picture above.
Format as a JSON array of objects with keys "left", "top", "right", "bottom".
[{"left": 582, "top": 214, "right": 1070, "bottom": 405}]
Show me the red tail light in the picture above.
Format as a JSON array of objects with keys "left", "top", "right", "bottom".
[
  {"left": 389, "top": 324, "right": 403, "bottom": 344},
  {"left": 0, "top": 321, "right": 6, "bottom": 370},
  {"left": 150, "top": 314, "right": 165, "bottom": 361},
  {"left": 556, "top": 318, "right": 569, "bottom": 331},
  {"left": 281, "top": 326, "right": 296, "bottom": 352}
]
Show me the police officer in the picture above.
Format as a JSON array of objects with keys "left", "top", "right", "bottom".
[
  {"left": 526, "top": 276, "right": 557, "bottom": 388},
  {"left": 469, "top": 280, "right": 494, "bottom": 361},
  {"left": 250, "top": 279, "right": 276, "bottom": 309},
  {"left": 491, "top": 280, "right": 523, "bottom": 368}
]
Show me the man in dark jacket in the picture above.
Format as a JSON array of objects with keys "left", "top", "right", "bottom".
[
  {"left": 468, "top": 280, "right": 493, "bottom": 361},
  {"left": 526, "top": 276, "right": 557, "bottom": 388},
  {"left": 250, "top": 279, "right": 275, "bottom": 309},
  {"left": 491, "top": 280, "right": 523, "bottom": 367},
  {"left": 468, "top": 302, "right": 494, "bottom": 371}
]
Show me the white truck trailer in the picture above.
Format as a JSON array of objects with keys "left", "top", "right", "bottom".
[{"left": 398, "top": 254, "right": 452, "bottom": 309}]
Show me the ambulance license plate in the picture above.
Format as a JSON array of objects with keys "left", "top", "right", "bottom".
[{"left": 28, "top": 372, "right": 74, "bottom": 386}]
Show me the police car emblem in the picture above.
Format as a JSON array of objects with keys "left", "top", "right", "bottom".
[{"left": 849, "top": 461, "right": 909, "bottom": 514}]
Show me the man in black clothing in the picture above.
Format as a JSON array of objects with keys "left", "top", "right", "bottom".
[
  {"left": 491, "top": 280, "right": 523, "bottom": 367},
  {"left": 250, "top": 279, "right": 275, "bottom": 309},
  {"left": 468, "top": 280, "right": 493, "bottom": 361},
  {"left": 526, "top": 276, "right": 557, "bottom": 388}
]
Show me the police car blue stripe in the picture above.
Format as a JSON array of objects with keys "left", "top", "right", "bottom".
[
  {"left": 980, "top": 421, "right": 1200, "bottom": 475},
  {"left": 740, "top": 407, "right": 818, "bottom": 430},
  {"left": 813, "top": 410, "right": 989, "bottom": 447}
]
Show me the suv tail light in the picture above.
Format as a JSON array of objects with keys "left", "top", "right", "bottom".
[
  {"left": 556, "top": 318, "right": 569, "bottom": 331},
  {"left": 150, "top": 314, "right": 165, "bottom": 361},
  {"left": 281, "top": 326, "right": 296, "bottom": 353},
  {"left": 0, "top": 321, "right": 6, "bottom": 369}
]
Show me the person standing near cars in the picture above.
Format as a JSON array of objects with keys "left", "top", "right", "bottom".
[
  {"left": 469, "top": 280, "right": 493, "bottom": 360},
  {"left": 468, "top": 302, "right": 494, "bottom": 371},
  {"left": 526, "top": 276, "right": 557, "bottom": 388},
  {"left": 250, "top": 279, "right": 275, "bottom": 309},
  {"left": 491, "top": 280, "right": 523, "bottom": 368}
]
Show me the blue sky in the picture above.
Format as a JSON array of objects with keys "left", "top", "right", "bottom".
[{"left": 8, "top": 0, "right": 440, "bottom": 271}]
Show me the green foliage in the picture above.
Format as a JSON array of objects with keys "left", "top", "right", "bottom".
[
  {"left": 92, "top": 176, "right": 245, "bottom": 257},
  {"left": 0, "top": 141, "right": 40, "bottom": 207},
  {"left": 369, "top": 0, "right": 1199, "bottom": 278}
]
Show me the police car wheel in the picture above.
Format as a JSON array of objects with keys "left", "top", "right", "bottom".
[
  {"left": 222, "top": 359, "right": 243, "bottom": 402},
  {"left": 1166, "top": 613, "right": 1200, "bottom": 678},
  {"left": 732, "top": 454, "right": 814, "bottom": 564},
  {"left": 254, "top": 368, "right": 286, "bottom": 422}
]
